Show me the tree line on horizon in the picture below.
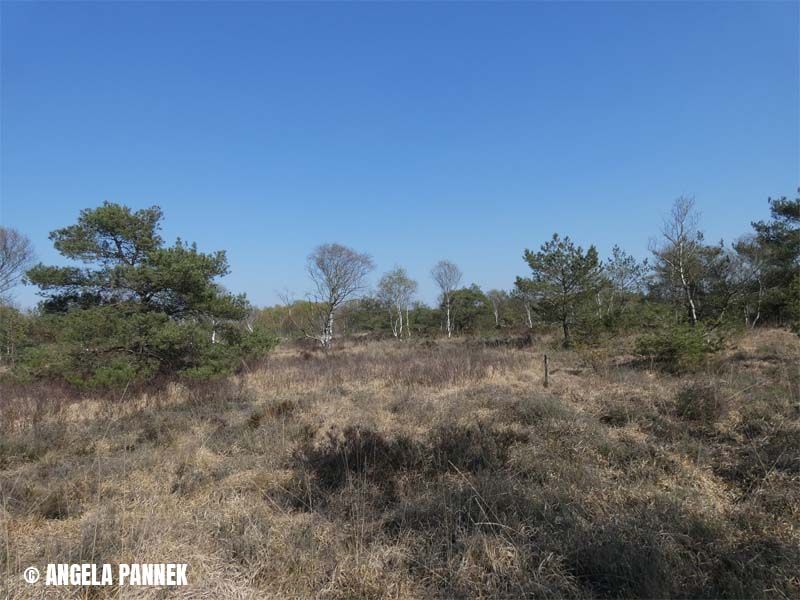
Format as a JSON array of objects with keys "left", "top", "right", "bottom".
[
  {"left": 0, "top": 192, "right": 797, "bottom": 387},
  {"left": 256, "top": 194, "right": 799, "bottom": 348}
]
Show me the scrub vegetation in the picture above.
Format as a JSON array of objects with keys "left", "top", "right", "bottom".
[
  {"left": 1, "top": 329, "right": 799, "bottom": 598},
  {"left": 0, "top": 193, "right": 798, "bottom": 598}
]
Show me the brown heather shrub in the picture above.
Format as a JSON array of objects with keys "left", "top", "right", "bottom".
[
  {"left": 295, "top": 426, "right": 424, "bottom": 491},
  {"left": 570, "top": 520, "right": 674, "bottom": 598},
  {"left": 429, "top": 423, "right": 529, "bottom": 473},
  {"left": 675, "top": 380, "right": 727, "bottom": 424}
]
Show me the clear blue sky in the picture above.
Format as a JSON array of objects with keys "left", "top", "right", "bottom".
[{"left": 1, "top": 1, "right": 797, "bottom": 308}]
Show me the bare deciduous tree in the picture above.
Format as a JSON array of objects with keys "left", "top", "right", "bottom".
[
  {"left": 431, "top": 260, "right": 462, "bottom": 338},
  {"left": 599, "top": 245, "right": 648, "bottom": 315},
  {"left": 650, "top": 197, "right": 703, "bottom": 326},
  {"left": 512, "top": 280, "right": 539, "bottom": 329},
  {"left": 377, "top": 267, "right": 417, "bottom": 338},
  {"left": 305, "top": 243, "right": 374, "bottom": 347},
  {"left": 0, "top": 227, "right": 35, "bottom": 300}
]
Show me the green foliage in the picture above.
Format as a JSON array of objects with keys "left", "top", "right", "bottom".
[
  {"left": 18, "top": 202, "right": 275, "bottom": 387},
  {"left": 407, "top": 305, "right": 442, "bottom": 336},
  {"left": 48, "top": 202, "right": 163, "bottom": 264},
  {"left": 341, "top": 297, "right": 393, "bottom": 336},
  {"left": 518, "top": 233, "right": 603, "bottom": 347},
  {"left": 597, "top": 245, "right": 648, "bottom": 322},
  {"left": 636, "top": 323, "right": 721, "bottom": 373},
  {"left": 9, "top": 300, "right": 275, "bottom": 387},
  {"left": 788, "top": 272, "right": 800, "bottom": 333},
  {"left": 693, "top": 242, "right": 741, "bottom": 324},
  {"left": 751, "top": 193, "right": 800, "bottom": 329},
  {"left": 446, "top": 284, "right": 493, "bottom": 335},
  {"left": 0, "top": 304, "right": 30, "bottom": 366}
]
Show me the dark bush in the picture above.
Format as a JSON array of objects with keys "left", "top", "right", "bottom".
[
  {"left": 430, "top": 423, "right": 529, "bottom": 473},
  {"left": 676, "top": 381, "right": 726, "bottom": 424},
  {"left": 296, "top": 426, "right": 424, "bottom": 490},
  {"left": 599, "top": 403, "right": 632, "bottom": 427},
  {"left": 571, "top": 522, "right": 673, "bottom": 598},
  {"left": 636, "top": 323, "right": 721, "bottom": 373}
]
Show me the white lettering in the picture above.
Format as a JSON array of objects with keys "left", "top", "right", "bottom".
[
  {"left": 41, "top": 563, "right": 188, "bottom": 586},
  {"left": 118, "top": 563, "right": 130, "bottom": 585},
  {"left": 175, "top": 563, "right": 188, "bottom": 585}
]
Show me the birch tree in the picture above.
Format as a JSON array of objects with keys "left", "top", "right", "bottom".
[
  {"left": 512, "top": 279, "right": 539, "bottom": 329},
  {"left": 431, "top": 260, "right": 462, "bottom": 338},
  {"left": 486, "top": 289, "right": 508, "bottom": 327},
  {"left": 0, "top": 227, "right": 35, "bottom": 300},
  {"left": 306, "top": 243, "right": 374, "bottom": 348},
  {"left": 377, "top": 267, "right": 417, "bottom": 338},
  {"left": 650, "top": 197, "right": 703, "bottom": 326}
]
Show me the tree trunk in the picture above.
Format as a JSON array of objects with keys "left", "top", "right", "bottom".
[
  {"left": 685, "top": 289, "right": 698, "bottom": 325},
  {"left": 678, "top": 268, "right": 698, "bottom": 325},
  {"left": 322, "top": 310, "right": 334, "bottom": 348},
  {"left": 751, "top": 280, "right": 763, "bottom": 329},
  {"left": 562, "top": 319, "right": 571, "bottom": 348},
  {"left": 677, "top": 244, "right": 698, "bottom": 326},
  {"left": 397, "top": 305, "right": 404, "bottom": 337},
  {"left": 446, "top": 300, "right": 452, "bottom": 338}
]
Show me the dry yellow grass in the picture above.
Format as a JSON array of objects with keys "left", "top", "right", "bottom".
[{"left": 1, "top": 330, "right": 799, "bottom": 598}]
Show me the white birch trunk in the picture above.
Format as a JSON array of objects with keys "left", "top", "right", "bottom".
[
  {"left": 676, "top": 238, "right": 698, "bottom": 326},
  {"left": 751, "top": 280, "right": 763, "bottom": 328},
  {"left": 678, "top": 264, "right": 698, "bottom": 325},
  {"left": 397, "top": 305, "right": 404, "bottom": 337},
  {"left": 322, "top": 310, "right": 334, "bottom": 348}
]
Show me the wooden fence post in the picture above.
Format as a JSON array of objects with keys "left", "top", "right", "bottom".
[{"left": 543, "top": 354, "right": 549, "bottom": 388}]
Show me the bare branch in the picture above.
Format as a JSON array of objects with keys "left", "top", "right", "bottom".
[
  {"left": 0, "top": 227, "right": 35, "bottom": 299},
  {"left": 305, "top": 243, "right": 374, "bottom": 346}
]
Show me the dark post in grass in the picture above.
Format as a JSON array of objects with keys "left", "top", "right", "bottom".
[{"left": 543, "top": 354, "right": 549, "bottom": 388}]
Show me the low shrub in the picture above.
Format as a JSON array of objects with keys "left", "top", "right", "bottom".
[
  {"left": 571, "top": 522, "right": 673, "bottom": 598},
  {"left": 676, "top": 381, "right": 726, "bottom": 424},
  {"left": 295, "top": 426, "right": 423, "bottom": 490},
  {"left": 599, "top": 403, "right": 632, "bottom": 427},
  {"left": 430, "top": 423, "right": 529, "bottom": 473},
  {"left": 636, "top": 323, "right": 721, "bottom": 372}
]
